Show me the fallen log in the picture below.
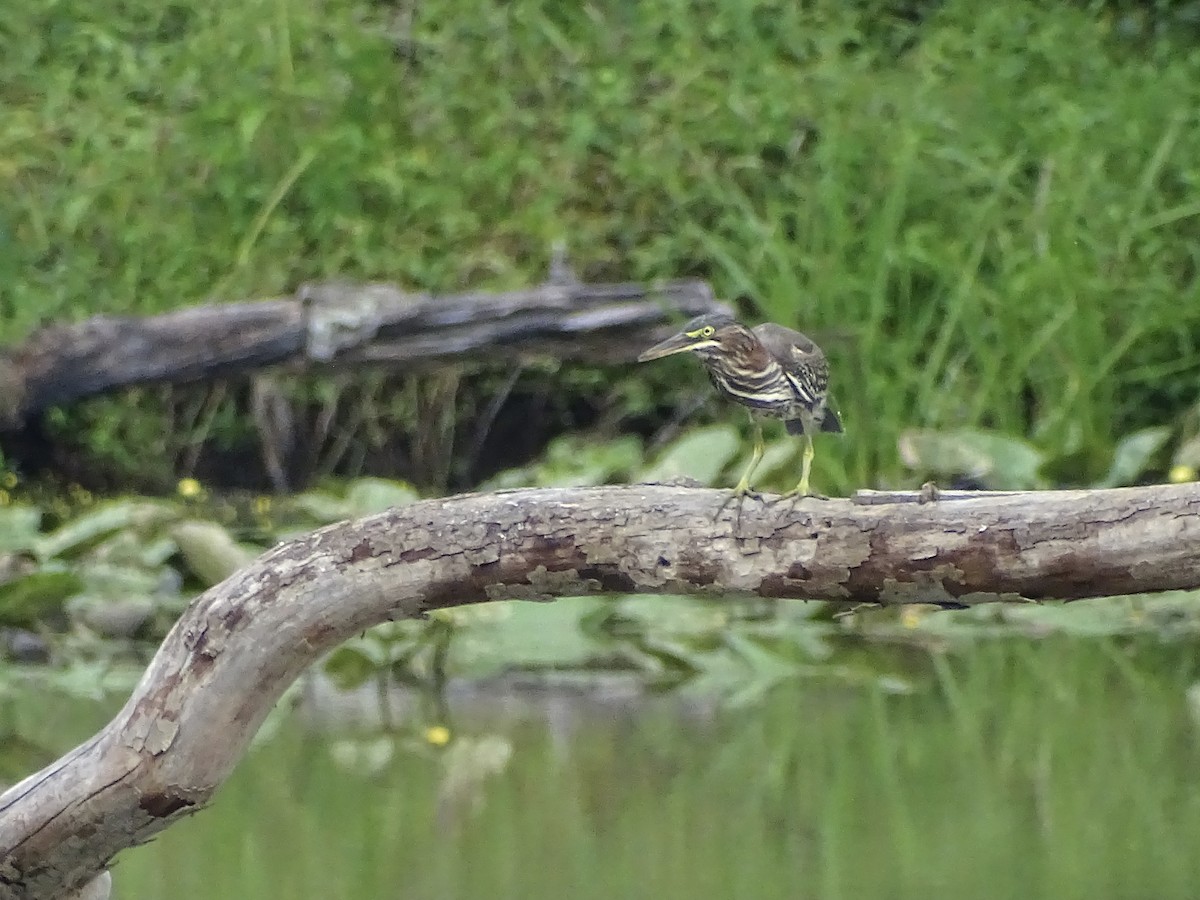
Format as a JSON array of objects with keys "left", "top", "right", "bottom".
[
  {"left": 2, "top": 481, "right": 1199, "bottom": 899},
  {"left": 0, "top": 275, "right": 723, "bottom": 427}
]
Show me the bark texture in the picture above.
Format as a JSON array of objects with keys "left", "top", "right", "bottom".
[
  {"left": 2, "top": 481, "right": 1198, "bottom": 899},
  {"left": 0, "top": 278, "right": 721, "bottom": 426}
]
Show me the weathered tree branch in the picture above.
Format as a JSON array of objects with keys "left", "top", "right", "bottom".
[
  {"left": 0, "top": 278, "right": 722, "bottom": 426},
  {"left": 2, "top": 481, "right": 1199, "bottom": 898}
]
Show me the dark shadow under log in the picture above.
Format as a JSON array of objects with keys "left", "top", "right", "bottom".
[{"left": 2, "top": 481, "right": 1199, "bottom": 899}]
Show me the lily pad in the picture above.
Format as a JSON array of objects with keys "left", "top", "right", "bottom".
[
  {"left": 171, "top": 520, "right": 257, "bottom": 586},
  {"left": 484, "top": 435, "right": 643, "bottom": 490},
  {"left": 641, "top": 425, "right": 741, "bottom": 485},
  {"left": 0, "top": 506, "right": 42, "bottom": 554},
  {"left": 0, "top": 570, "right": 84, "bottom": 628},
  {"left": 67, "top": 595, "right": 155, "bottom": 638},
  {"left": 604, "top": 594, "right": 731, "bottom": 637},
  {"left": 1095, "top": 426, "right": 1171, "bottom": 488},
  {"left": 344, "top": 478, "right": 421, "bottom": 516},
  {"left": 325, "top": 637, "right": 414, "bottom": 690},
  {"left": 293, "top": 478, "right": 421, "bottom": 523},
  {"left": 449, "top": 597, "right": 612, "bottom": 677},
  {"left": 292, "top": 489, "right": 353, "bottom": 524},
  {"left": 898, "top": 428, "right": 1046, "bottom": 489},
  {"left": 35, "top": 501, "right": 177, "bottom": 562},
  {"left": 69, "top": 562, "right": 164, "bottom": 599}
]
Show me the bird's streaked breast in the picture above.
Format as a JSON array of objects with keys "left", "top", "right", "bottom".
[{"left": 705, "top": 358, "right": 795, "bottom": 412}]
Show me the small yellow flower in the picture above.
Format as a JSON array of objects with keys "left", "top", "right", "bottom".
[
  {"left": 0, "top": 471, "right": 17, "bottom": 489},
  {"left": 1169, "top": 464, "right": 1196, "bottom": 484},
  {"left": 900, "top": 606, "right": 925, "bottom": 629},
  {"left": 253, "top": 495, "right": 272, "bottom": 517},
  {"left": 177, "top": 477, "right": 203, "bottom": 499},
  {"left": 424, "top": 725, "right": 451, "bottom": 746}
]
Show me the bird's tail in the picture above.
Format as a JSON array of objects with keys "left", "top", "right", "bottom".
[{"left": 786, "top": 407, "right": 844, "bottom": 436}]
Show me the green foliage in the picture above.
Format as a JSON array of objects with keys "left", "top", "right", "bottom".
[
  {"left": 0, "top": 497, "right": 185, "bottom": 641},
  {"left": 170, "top": 520, "right": 257, "bottom": 586},
  {"left": 0, "top": 506, "right": 41, "bottom": 554},
  {"left": 899, "top": 428, "right": 1049, "bottom": 489},
  {"left": 0, "top": 571, "right": 82, "bottom": 628},
  {"left": 34, "top": 500, "right": 176, "bottom": 561},
  {"left": 1097, "top": 425, "right": 1174, "bottom": 487},
  {"left": 639, "top": 426, "right": 742, "bottom": 485},
  {"left": 481, "top": 435, "right": 643, "bottom": 490},
  {"left": 4, "top": 0, "right": 1200, "bottom": 489},
  {"left": 898, "top": 423, "right": 1176, "bottom": 489}
]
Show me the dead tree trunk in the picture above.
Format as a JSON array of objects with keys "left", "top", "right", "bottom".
[
  {"left": 0, "top": 278, "right": 722, "bottom": 427},
  {"left": 2, "top": 481, "right": 1199, "bottom": 899}
]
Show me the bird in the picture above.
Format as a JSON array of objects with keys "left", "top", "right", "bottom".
[{"left": 637, "top": 312, "right": 842, "bottom": 498}]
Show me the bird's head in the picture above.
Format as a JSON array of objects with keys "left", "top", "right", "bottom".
[{"left": 636, "top": 313, "right": 742, "bottom": 362}]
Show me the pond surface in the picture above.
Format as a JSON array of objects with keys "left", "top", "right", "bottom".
[{"left": 13, "top": 634, "right": 1196, "bottom": 900}]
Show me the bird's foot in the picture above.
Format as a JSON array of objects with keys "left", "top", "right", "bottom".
[
  {"left": 777, "top": 489, "right": 830, "bottom": 502},
  {"left": 775, "top": 479, "right": 829, "bottom": 503},
  {"left": 717, "top": 483, "right": 763, "bottom": 535},
  {"left": 717, "top": 484, "right": 761, "bottom": 514}
]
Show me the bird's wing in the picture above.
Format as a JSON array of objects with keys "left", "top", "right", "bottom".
[{"left": 751, "top": 323, "right": 829, "bottom": 405}]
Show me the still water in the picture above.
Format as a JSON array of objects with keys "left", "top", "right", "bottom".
[{"left": 43, "top": 636, "right": 1189, "bottom": 900}]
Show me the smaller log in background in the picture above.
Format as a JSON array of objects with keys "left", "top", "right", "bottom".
[
  {"left": 0, "top": 270, "right": 727, "bottom": 492},
  {"left": 0, "top": 276, "right": 724, "bottom": 427}
]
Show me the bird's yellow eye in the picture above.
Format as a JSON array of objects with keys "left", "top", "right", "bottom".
[{"left": 701, "top": 326, "right": 715, "bottom": 337}]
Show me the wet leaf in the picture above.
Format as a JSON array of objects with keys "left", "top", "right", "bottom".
[
  {"left": 449, "top": 598, "right": 610, "bottom": 677},
  {"left": 71, "top": 562, "right": 162, "bottom": 599},
  {"left": 1095, "top": 426, "right": 1171, "bottom": 488},
  {"left": 0, "top": 506, "right": 41, "bottom": 554},
  {"left": 609, "top": 595, "right": 731, "bottom": 637},
  {"left": 641, "top": 425, "right": 741, "bottom": 485},
  {"left": 171, "top": 520, "right": 257, "bottom": 585},
  {"left": 675, "top": 640, "right": 790, "bottom": 705},
  {"left": 291, "top": 478, "right": 420, "bottom": 524},
  {"left": 484, "top": 435, "right": 642, "bottom": 489},
  {"left": 325, "top": 642, "right": 398, "bottom": 690},
  {"left": 292, "top": 489, "right": 353, "bottom": 524},
  {"left": 892, "top": 594, "right": 1200, "bottom": 641},
  {"left": 35, "top": 501, "right": 177, "bottom": 562},
  {"left": 898, "top": 428, "right": 1046, "bottom": 489},
  {"left": 0, "top": 570, "right": 83, "bottom": 627},
  {"left": 344, "top": 478, "right": 421, "bottom": 516},
  {"left": 68, "top": 595, "right": 155, "bottom": 638},
  {"left": 138, "top": 536, "right": 180, "bottom": 569}
]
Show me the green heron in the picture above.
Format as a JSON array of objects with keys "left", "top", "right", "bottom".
[{"left": 638, "top": 312, "right": 842, "bottom": 497}]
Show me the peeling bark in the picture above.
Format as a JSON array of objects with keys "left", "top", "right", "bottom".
[{"left": 2, "top": 481, "right": 1199, "bottom": 899}]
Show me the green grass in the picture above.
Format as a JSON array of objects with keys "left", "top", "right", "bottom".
[
  {"left": 3, "top": 0, "right": 1200, "bottom": 490},
  {"left": 100, "top": 636, "right": 1200, "bottom": 900}
]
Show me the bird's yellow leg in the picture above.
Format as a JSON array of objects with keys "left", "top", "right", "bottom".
[
  {"left": 732, "top": 419, "right": 765, "bottom": 495},
  {"left": 782, "top": 433, "right": 815, "bottom": 498}
]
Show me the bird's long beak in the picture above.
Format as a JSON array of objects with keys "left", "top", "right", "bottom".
[{"left": 637, "top": 331, "right": 697, "bottom": 362}]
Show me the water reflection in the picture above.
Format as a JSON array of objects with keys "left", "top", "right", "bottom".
[{"left": 8, "top": 637, "right": 1200, "bottom": 899}]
